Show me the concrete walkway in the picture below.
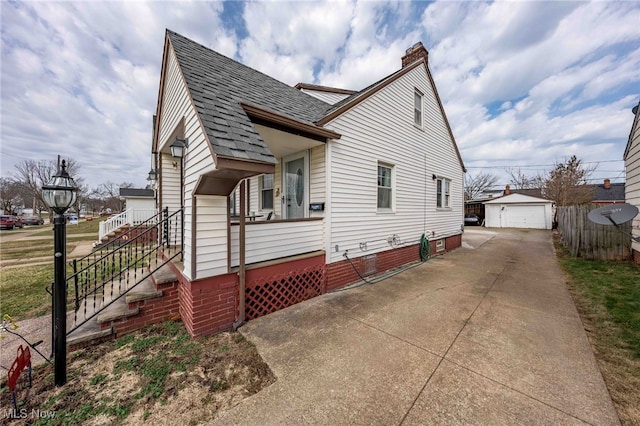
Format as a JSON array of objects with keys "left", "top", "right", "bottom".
[{"left": 213, "top": 229, "right": 620, "bottom": 425}]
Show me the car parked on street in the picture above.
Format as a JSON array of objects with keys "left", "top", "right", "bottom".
[
  {"left": 22, "top": 216, "right": 45, "bottom": 226},
  {"left": 0, "top": 215, "right": 15, "bottom": 230},
  {"left": 464, "top": 213, "right": 482, "bottom": 226},
  {"left": 10, "top": 216, "right": 24, "bottom": 228}
]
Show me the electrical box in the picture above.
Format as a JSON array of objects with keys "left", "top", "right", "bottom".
[{"left": 309, "top": 203, "right": 325, "bottom": 211}]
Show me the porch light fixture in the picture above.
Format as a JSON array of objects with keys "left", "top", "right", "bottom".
[
  {"left": 432, "top": 174, "right": 437, "bottom": 180},
  {"left": 147, "top": 168, "right": 157, "bottom": 182},
  {"left": 170, "top": 137, "right": 189, "bottom": 159},
  {"left": 41, "top": 159, "right": 78, "bottom": 387}
]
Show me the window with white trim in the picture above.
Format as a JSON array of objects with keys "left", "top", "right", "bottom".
[
  {"left": 414, "top": 89, "right": 423, "bottom": 127},
  {"left": 436, "top": 177, "right": 451, "bottom": 208},
  {"left": 377, "top": 163, "right": 394, "bottom": 210},
  {"left": 260, "top": 174, "right": 274, "bottom": 210},
  {"left": 230, "top": 191, "right": 237, "bottom": 215}
]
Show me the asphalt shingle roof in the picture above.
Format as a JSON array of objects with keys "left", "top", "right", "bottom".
[
  {"left": 119, "top": 188, "right": 154, "bottom": 198},
  {"left": 592, "top": 182, "right": 625, "bottom": 202},
  {"left": 167, "top": 30, "right": 333, "bottom": 164}
]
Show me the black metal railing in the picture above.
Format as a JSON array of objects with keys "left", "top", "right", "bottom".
[{"left": 66, "top": 207, "right": 183, "bottom": 335}]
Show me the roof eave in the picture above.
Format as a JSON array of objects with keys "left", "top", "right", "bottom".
[{"left": 241, "top": 102, "right": 341, "bottom": 141}]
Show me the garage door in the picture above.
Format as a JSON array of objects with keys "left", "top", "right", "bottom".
[{"left": 504, "top": 205, "right": 546, "bottom": 229}]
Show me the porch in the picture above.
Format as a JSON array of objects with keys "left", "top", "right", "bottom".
[{"left": 230, "top": 217, "right": 324, "bottom": 267}]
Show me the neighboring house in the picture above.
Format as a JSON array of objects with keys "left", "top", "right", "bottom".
[
  {"left": 98, "top": 188, "right": 157, "bottom": 242},
  {"left": 591, "top": 179, "right": 625, "bottom": 205},
  {"left": 152, "top": 31, "right": 465, "bottom": 337},
  {"left": 624, "top": 101, "right": 640, "bottom": 264},
  {"left": 484, "top": 193, "right": 554, "bottom": 230},
  {"left": 119, "top": 187, "right": 156, "bottom": 212}
]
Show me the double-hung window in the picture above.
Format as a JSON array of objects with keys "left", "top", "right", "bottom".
[
  {"left": 230, "top": 191, "right": 237, "bottom": 215},
  {"left": 436, "top": 177, "right": 451, "bottom": 208},
  {"left": 377, "top": 163, "right": 393, "bottom": 210},
  {"left": 260, "top": 174, "right": 274, "bottom": 210},
  {"left": 414, "top": 89, "right": 423, "bottom": 127}
]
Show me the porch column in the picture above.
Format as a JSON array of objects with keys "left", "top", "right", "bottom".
[{"left": 236, "top": 179, "right": 247, "bottom": 327}]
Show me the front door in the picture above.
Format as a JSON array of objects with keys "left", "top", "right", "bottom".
[{"left": 283, "top": 153, "right": 307, "bottom": 219}]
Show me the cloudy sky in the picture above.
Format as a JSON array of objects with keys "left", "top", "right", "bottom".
[{"left": 1, "top": 0, "right": 638, "bottom": 191}]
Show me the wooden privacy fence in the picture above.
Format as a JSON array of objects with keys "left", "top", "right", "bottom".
[{"left": 557, "top": 205, "right": 632, "bottom": 260}]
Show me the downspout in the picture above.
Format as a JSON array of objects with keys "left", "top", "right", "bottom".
[{"left": 234, "top": 179, "right": 247, "bottom": 329}]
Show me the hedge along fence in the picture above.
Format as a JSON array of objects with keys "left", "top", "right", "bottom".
[{"left": 557, "top": 205, "right": 632, "bottom": 260}]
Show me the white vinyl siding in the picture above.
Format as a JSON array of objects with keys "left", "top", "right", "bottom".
[
  {"left": 157, "top": 46, "right": 215, "bottom": 279},
  {"left": 230, "top": 219, "right": 323, "bottom": 266},
  {"left": 300, "top": 89, "right": 351, "bottom": 105},
  {"left": 309, "top": 145, "right": 326, "bottom": 218},
  {"left": 160, "top": 154, "right": 181, "bottom": 212},
  {"left": 625, "top": 109, "right": 640, "bottom": 253},
  {"left": 195, "top": 196, "right": 228, "bottom": 277},
  {"left": 323, "top": 65, "right": 464, "bottom": 264}
]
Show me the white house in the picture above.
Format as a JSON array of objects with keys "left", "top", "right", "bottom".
[
  {"left": 119, "top": 188, "right": 156, "bottom": 212},
  {"left": 152, "top": 31, "right": 465, "bottom": 336},
  {"left": 484, "top": 193, "right": 554, "bottom": 230},
  {"left": 624, "top": 101, "right": 640, "bottom": 264}
]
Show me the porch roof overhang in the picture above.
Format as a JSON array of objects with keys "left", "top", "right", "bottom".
[
  {"left": 194, "top": 104, "right": 342, "bottom": 197},
  {"left": 194, "top": 159, "right": 274, "bottom": 196},
  {"left": 241, "top": 103, "right": 341, "bottom": 142}
]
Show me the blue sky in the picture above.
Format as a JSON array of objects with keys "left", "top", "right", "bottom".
[{"left": 1, "top": 0, "right": 638, "bottom": 190}]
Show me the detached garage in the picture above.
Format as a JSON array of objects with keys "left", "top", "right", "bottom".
[{"left": 484, "top": 193, "right": 554, "bottom": 229}]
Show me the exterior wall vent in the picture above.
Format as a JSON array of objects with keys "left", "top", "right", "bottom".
[
  {"left": 435, "top": 239, "right": 445, "bottom": 252},
  {"left": 362, "top": 254, "right": 377, "bottom": 276}
]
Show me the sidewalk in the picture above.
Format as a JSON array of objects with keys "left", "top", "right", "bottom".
[{"left": 212, "top": 229, "right": 619, "bottom": 425}]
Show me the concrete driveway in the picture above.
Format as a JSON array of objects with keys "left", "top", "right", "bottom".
[{"left": 213, "top": 229, "right": 619, "bottom": 425}]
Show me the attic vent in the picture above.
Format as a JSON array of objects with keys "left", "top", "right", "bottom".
[{"left": 435, "top": 239, "right": 445, "bottom": 252}]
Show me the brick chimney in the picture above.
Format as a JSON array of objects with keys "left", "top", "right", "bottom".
[
  {"left": 505, "top": 185, "right": 511, "bottom": 195},
  {"left": 604, "top": 178, "right": 611, "bottom": 189},
  {"left": 401, "top": 42, "right": 428, "bottom": 67}
]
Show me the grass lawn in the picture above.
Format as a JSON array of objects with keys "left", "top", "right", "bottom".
[
  {"left": 28, "top": 217, "right": 104, "bottom": 237},
  {"left": 557, "top": 248, "right": 640, "bottom": 425},
  {"left": 0, "top": 220, "right": 102, "bottom": 319},
  {"left": 0, "top": 264, "right": 54, "bottom": 319}
]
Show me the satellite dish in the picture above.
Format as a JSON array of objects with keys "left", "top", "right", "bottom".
[{"left": 587, "top": 203, "right": 639, "bottom": 226}]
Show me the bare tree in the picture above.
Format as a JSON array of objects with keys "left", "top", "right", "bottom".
[
  {"left": 464, "top": 172, "right": 499, "bottom": 200},
  {"left": 95, "top": 181, "right": 134, "bottom": 213},
  {"left": 542, "top": 155, "right": 594, "bottom": 206},
  {"left": 0, "top": 178, "right": 22, "bottom": 214},
  {"left": 12, "top": 158, "right": 84, "bottom": 219},
  {"left": 505, "top": 167, "right": 544, "bottom": 190}
]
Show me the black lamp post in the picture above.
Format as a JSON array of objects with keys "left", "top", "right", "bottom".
[{"left": 41, "top": 159, "right": 77, "bottom": 386}]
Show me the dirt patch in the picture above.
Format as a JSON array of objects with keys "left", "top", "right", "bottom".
[{"left": 1, "top": 321, "right": 275, "bottom": 425}]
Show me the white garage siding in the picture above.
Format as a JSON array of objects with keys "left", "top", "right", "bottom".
[
  {"left": 484, "top": 194, "right": 553, "bottom": 230},
  {"left": 323, "top": 65, "right": 464, "bottom": 264}
]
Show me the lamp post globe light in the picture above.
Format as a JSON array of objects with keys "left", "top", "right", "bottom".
[{"left": 41, "top": 159, "right": 77, "bottom": 386}]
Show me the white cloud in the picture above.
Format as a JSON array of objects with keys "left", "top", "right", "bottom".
[{"left": 1, "top": 0, "right": 638, "bottom": 193}]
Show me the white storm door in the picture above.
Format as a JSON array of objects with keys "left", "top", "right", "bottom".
[{"left": 282, "top": 152, "right": 308, "bottom": 219}]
